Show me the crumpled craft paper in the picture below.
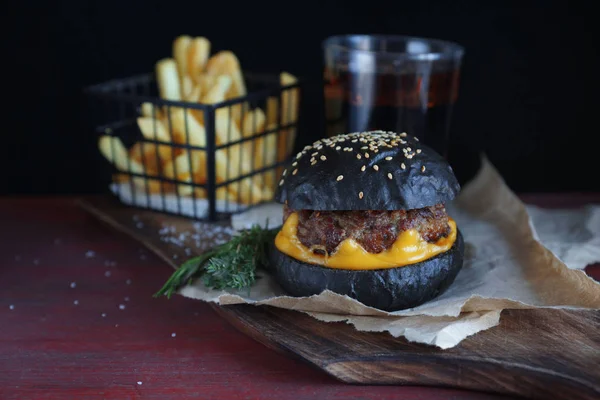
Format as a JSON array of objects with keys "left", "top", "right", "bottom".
[
  {"left": 525, "top": 204, "right": 600, "bottom": 270},
  {"left": 178, "top": 157, "right": 600, "bottom": 349}
]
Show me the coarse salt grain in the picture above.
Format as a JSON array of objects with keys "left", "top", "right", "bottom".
[
  {"left": 74, "top": 300, "right": 79, "bottom": 305},
  {"left": 171, "top": 333, "right": 177, "bottom": 337},
  {"left": 105, "top": 271, "right": 111, "bottom": 277},
  {"left": 85, "top": 251, "right": 95, "bottom": 258},
  {"left": 70, "top": 282, "right": 76, "bottom": 288},
  {"left": 119, "top": 304, "right": 125, "bottom": 310},
  {"left": 9, "top": 305, "right": 14, "bottom": 310},
  {"left": 137, "top": 381, "right": 142, "bottom": 385},
  {"left": 101, "top": 313, "right": 106, "bottom": 317}
]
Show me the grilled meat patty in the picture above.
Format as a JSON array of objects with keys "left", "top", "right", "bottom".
[{"left": 283, "top": 204, "right": 451, "bottom": 255}]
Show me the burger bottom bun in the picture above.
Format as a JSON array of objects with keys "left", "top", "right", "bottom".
[{"left": 268, "top": 230, "right": 464, "bottom": 312}]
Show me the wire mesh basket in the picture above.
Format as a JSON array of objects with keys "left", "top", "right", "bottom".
[{"left": 86, "top": 72, "right": 301, "bottom": 222}]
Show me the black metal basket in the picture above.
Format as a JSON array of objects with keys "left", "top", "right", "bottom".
[{"left": 86, "top": 72, "right": 302, "bottom": 222}]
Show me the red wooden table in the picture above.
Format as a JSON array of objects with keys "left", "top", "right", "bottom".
[{"left": 0, "top": 195, "right": 598, "bottom": 400}]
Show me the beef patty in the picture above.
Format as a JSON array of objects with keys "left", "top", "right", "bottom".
[{"left": 283, "top": 204, "right": 451, "bottom": 255}]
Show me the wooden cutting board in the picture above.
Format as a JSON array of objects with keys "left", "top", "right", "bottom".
[{"left": 78, "top": 196, "right": 600, "bottom": 400}]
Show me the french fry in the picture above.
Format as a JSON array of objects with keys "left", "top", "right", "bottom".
[
  {"left": 202, "top": 75, "right": 232, "bottom": 104},
  {"left": 266, "top": 97, "right": 279, "bottom": 126},
  {"left": 98, "top": 136, "right": 144, "bottom": 174},
  {"left": 165, "top": 107, "right": 206, "bottom": 146},
  {"left": 187, "top": 37, "right": 211, "bottom": 84},
  {"left": 163, "top": 151, "right": 206, "bottom": 181},
  {"left": 197, "top": 74, "right": 218, "bottom": 95},
  {"left": 99, "top": 136, "right": 170, "bottom": 193},
  {"left": 215, "top": 150, "right": 265, "bottom": 204},
  {"left": 253, "top": 123, "right": 278, "bottom": 193},
  {"left": 181, "top": 75, "right": 194, "bottom": 99},
  {"left": 136, "top": 117, "right": 184, "bottom": 167},
  {"left": 164, "top": 107, "right": 208, "bottom": 189},
  {"left": 187, "top": 73, "right": 218, "bottom": 125},
  {"left": 163, "top": 151, "right": 207, "bottom": 195},
  {"left": 112, "top": 173, "right": 129, "bottom": 184},
  {"left": 129, "top": 142, "right": 168, "bottom": 173},
  {"left": 113, "top": 173, "right": 173, "bottom": 194},
  {"left": 193, "top": 187, "right": 236, "bottom": 202},
  {"left": 279, "top": 72, "right": 299, "bottom": 159},
  {"left": 172, "top": 175, "right": 194, "bottom": 196},
  {"left": 229, "top": 104, "right": 244, "bottom": 130},
  {"left": 161, "top": 105, "right": 228, "bottom": 202},
  {"left": 241, "top": 108, "right": 273, "bottom": 200},
  {"left": 203, "top": 75, "right": 244, "bottom": 145},
  {"left": 184, "top": 84, "right": 202, "bottom": 102},
  {"left": 140, "top": 102, "right": 164, "bottom": 119},
  {"left": 215, "top": 115, "right": 244, "bottom": 170},
  {"left": 155, "top": 58, "right": 181, "bottom": 101},
  {"left": 137, "top": 117, "right": 172, "bottom": 143},
  {"left": 205, "top": 51, "right": 247, "bottom": 126},
  {"left": 205, "top": 51, "right": 247, "bottom": 98},
  {"left": 242, "top": 108, "right": 268, "bottom": 193},
  {"left": 242, "top": 108, "right": 266, "bottom": 138},
  {"left": 172, "top": 35, "right": 192, "bottom": 80},
  {"left": 172, "top": 177, "right": 234, "bottom": 198},
  {"left": 273, "top": 72, "right": 299, "bottom": 180}
]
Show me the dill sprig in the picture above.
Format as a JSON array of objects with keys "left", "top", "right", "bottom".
[{"left": 154, "top": 224, "right": 278, "bottom": 298}]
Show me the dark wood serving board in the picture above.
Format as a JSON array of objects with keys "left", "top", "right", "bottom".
[{"left": 78, "top": 196, "right": 600, "bottom": 400}]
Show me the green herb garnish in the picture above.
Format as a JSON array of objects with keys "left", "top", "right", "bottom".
[{"left": 154, "top": 224, "right": 278, "bottom": 298}]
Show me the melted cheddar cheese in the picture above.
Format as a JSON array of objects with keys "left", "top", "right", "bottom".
[{"left": 274, "top": 212, "right": 456, "bottom": 270}]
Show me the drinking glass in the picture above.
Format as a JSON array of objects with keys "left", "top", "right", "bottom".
[{"left": 323, "top": 35, "right": 464, "bottom": 159}]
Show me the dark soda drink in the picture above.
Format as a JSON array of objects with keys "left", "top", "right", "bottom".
[
  {"left": 323, "top": 35, "right": 464, "bottom": 162},
  {"left": 324, "top": 68, "right": 460, "bottom": 158}
]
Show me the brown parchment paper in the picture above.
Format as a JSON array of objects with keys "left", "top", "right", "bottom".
[{"left": 176, "top": 157, "right": 600, "bottom": 348}]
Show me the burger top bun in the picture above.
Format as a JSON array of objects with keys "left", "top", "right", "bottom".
[{"left": 275, "top": 130, "right": 460, "bottom": 211}]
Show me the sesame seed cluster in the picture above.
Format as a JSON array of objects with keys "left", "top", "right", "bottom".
[{"left": 279, "top": 130, "right": 425, "bottom": 200}]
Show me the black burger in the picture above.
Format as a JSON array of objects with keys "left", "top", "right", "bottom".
[{"left": 268, "top": 130, "right": 464, "bottom": 311}]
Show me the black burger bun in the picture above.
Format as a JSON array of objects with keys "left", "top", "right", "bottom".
[
  {"left": 268, "top": 230, "right": 464, "bottom": 312},
  {"left": 275, "top": 130, "right": 460, "bottom": 211}
]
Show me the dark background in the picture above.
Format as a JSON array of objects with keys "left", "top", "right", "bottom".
[{"left": 3, "top": 0, "right": 598, "bottom": 195}]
